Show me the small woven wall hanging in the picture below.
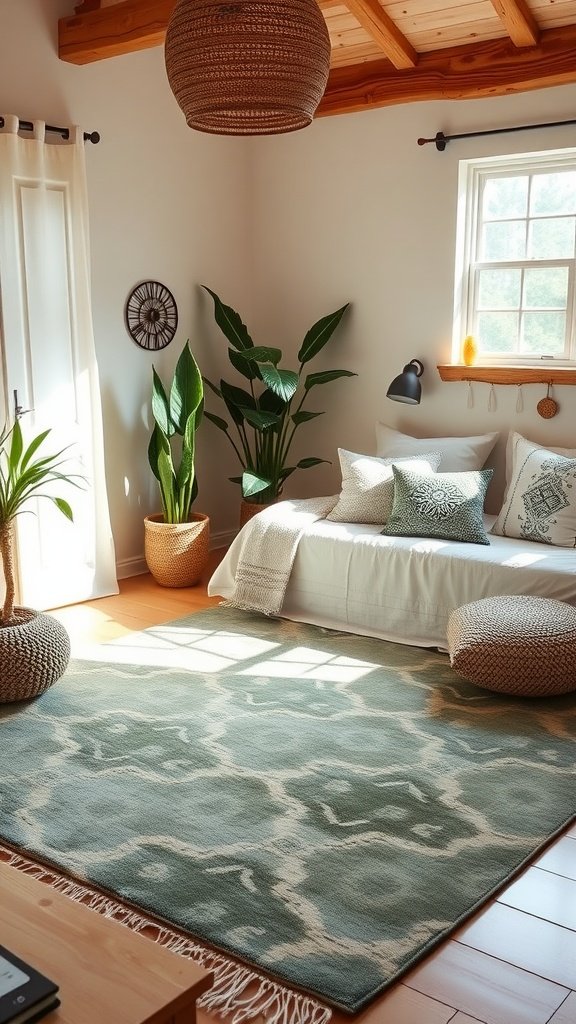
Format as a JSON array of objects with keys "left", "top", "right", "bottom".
[
  {"left": 537, "top": 383, "right": 559, "bottom": 419},
  {"left": 164, "top": 0, "right": 331, "bottom": 136}
]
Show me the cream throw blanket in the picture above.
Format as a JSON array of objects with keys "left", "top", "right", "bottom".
[{"left": 225, "top": 496, "right": 337, "bottom": 614}]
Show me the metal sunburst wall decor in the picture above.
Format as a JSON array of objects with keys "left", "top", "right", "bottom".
[{"left": 124, "top": 280, "right": 178, "bottom": 351}]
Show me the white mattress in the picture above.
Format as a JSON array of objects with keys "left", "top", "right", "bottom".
[{"left": 208, "top": 515, "right": 576, "bottom": 650}]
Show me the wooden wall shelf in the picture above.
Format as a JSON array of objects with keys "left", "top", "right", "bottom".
[{"left": 437, "top": 364, "right": 576, "bottom": 385}]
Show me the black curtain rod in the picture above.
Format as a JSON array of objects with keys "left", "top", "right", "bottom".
[
  {"left": 0, "top": 117, "right": 100, "bottom": 144},
  {"left": 417, "top": 117, "right": 576, "bottom": 152}
]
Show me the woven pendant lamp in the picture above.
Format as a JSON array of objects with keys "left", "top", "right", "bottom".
[{"left": 164, "top": 0, "right": 331, "bottom": 136}]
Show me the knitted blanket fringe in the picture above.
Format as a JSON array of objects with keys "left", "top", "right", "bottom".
[
  {"left": 223, "top": 497, "right": 337, "bottom": 615},
  {"left": 0, "top": 843, "right": 331, "bottom": 1024}
]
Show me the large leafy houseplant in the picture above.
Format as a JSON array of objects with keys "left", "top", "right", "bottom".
[
  {"left": 202, "top": 287, "right": 353, "bottom": 503},
  {"left": 147, "top": 341, "right": 203, "bottom": 523},
  {"left": 0, "top": 419, "right": 82, "bottom": 627}
]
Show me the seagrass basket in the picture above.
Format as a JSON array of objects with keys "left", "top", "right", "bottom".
[
  {"left": 144, "top": 513, "right": 210, "bottom": 587},
  {"left": 0, "top": 608, "right": 70, "bottom": 703},
  {"left": 239, "top": 499, "right": 278, "bottom": 529}
]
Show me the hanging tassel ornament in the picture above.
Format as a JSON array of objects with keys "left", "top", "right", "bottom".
[
  {"left": 487, "top": 384, "right": 496, "bottom": 412},
  {"left": 537, "top": 382, "right": 558, "bottom": 419},
  {"left": 516, "top": 385, "right": 524, "bottom": 414},
  {"left": 467, "top": 380, "right": 474, "bottom": 409}
]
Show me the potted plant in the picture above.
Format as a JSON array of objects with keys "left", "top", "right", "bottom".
[
  {"left": 202, "top": 287, "right": 354, "bottom": 524},
  {"left": 145, "top": 340, "right": 209, "bottom": 587},
  {"left": 0, "top": 419, "right": 83, "bottom": 702}
]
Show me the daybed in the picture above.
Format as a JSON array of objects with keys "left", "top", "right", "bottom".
[
  {"left": 208, "top": 512, "right": 576, "bottom": 650},
  {"left": 208, "top": 428, "right": 576, "bottom": 651}
]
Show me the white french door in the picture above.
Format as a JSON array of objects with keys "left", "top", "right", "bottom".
[{"left": 0, "top": 117, "right": 118, "bottom": 609}]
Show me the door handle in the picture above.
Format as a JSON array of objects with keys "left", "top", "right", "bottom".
[{"left": 14, "top": 389, "right": 33, "bottom": 421}]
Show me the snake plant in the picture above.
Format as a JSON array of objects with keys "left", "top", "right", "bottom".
[
  {"left": 147, "top": 341, "right": 204, "bottom": 523},
  {"left": 202, "top": 287, "right": 353, "bottom": 503}
]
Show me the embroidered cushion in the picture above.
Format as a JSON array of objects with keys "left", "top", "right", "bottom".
[
  {"left": 375, "top": 423, "right": 498, "bottom": 472},
  {"left": 381, "top": 465, "right": 493, "bottom": 545},
  {"left": 492, "top": 434, "right": 576, "bottom": 547},
  {"left": 504, "top": 430, "right": 576, "bottom": 488},
  {"left": 327, "top": 449, "right": 441, "bottom": 524}
]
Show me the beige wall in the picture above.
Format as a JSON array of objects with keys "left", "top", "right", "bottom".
[
  {"left": 1, "top": 0, "right": 253, "bottom": 574},
  {"left": 250, "top": 85, "right": 576, "bottom": 511}
]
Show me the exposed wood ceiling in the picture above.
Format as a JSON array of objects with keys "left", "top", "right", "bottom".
[{"left": 60, "top": 0, "right": 576, "bottom": 119}]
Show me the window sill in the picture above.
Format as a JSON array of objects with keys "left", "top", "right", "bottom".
[{"left": 437, "top": 364, "right": 576, "bottom": 385}]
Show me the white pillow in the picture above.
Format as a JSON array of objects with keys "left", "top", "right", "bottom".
[
  {"left": 376, "top": 423, "right": 498, "bottom": 472},
  {"left": 327, "top": 449, "right": 441, "bottom": 524},
  {"left": 504, "top": 430, "right": 576, "bottom": 488},
  {"left": 492, "top": 434, "right": 576, "bottom": 547}
]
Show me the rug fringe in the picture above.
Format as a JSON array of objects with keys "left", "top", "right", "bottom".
[{"left": 0, "top": 845, "right": 331, "bottom": 1024}]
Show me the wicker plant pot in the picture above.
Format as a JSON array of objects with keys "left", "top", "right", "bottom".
[
  {"left": 144, "top": 513, "right": 210, "bottom": 588},
  {"left": 0, "top": 608, "right": 70, "bottom": 703},
  {"left": 239, "top": 499, "right": 279, "bottom": 529}
]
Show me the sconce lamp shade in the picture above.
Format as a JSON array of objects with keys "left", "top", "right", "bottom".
[
  {"left": 164, "top": 0, "right": 331, "bottom": 136},
  {"left": 386, "top": 359, "right": 424, "bottom": 405}
]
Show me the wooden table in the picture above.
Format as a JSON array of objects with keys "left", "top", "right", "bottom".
[{"left": 0, "top": 861, "right": 212, "bottom": 1024}]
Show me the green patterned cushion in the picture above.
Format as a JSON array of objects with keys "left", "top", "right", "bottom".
[{"left": 381, "top": 465, "right": 493, "bottom": 545}]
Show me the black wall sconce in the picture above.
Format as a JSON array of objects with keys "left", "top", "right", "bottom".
[{"left": 386, "top": 359, "right": 424, "bottom": 405}]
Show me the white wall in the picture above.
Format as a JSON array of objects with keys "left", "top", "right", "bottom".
[
  {"left": 251, "top": 85, "right": 576, "bottom": 510},
  {"left": 0, "top": 0, "right": 253, "bottom": 573},
  {"left": 3, "top": 3, "right": 576, "bottom": 564}
]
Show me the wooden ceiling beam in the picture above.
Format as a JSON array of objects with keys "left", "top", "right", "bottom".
[
  {"left": 489, "top": 0, "right": 540, "bottom": 48},
  {"left": 59, "top": 0, "right": 176, "bottom": 64},
  {"left": 344, "top": 0, "right": 417, "bottom": 70},
  {"left": 317, "top": 23, "right": 576, "bottom": 117}
]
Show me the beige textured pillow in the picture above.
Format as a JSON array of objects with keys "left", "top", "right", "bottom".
[
  {"left": 492, "top": 434, "right": 576, "bottom": 547},
  {"left": 327, "top": 449, "right": 441, "bottom": 525},
  {"left": 376, "top": 423, "right": 498, "bottom": 472}
]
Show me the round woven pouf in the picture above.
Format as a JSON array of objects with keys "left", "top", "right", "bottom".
[
  {"left": 447, "top": 596, "right": 576, "bottom": 697},
  {"left": 0, "top": 608, "right": 70, "bottom": 703}
]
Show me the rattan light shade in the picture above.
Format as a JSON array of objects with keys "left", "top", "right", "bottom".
[{"left": 164, "top": 0, "right": 331, "bottom": 136}]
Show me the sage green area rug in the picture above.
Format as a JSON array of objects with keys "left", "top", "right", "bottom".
[{"left": 1, "top": 607, "right": 575, "bottom": 1014}]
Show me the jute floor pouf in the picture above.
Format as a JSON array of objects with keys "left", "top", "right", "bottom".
[
  {"left": 0, "top": 608, "right": 71, "bottom": 703},
  {"left": 447, "top": 595, "right": 576, "bottom": 697}
]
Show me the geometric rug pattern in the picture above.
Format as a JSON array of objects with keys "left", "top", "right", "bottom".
[{"left": 0, "top": 606, "right": 574, "bottom": 1012}]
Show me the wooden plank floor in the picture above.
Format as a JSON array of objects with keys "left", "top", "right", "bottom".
[{"left": 49, "top": 559, "right": 576, "bottom": 1024}]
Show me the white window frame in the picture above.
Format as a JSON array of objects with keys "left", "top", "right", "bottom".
[{"left": 453, "top": 147, "right": 576, "bottom": 366}]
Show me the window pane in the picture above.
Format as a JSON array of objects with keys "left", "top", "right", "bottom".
[
  {"left": 481, "top": 221, "right": 526, "bottom": 260},
  {"left": 477, "top": 311, "right": 518, "bottom": 352},
  {"left": 483, "top": 176, "right": 528, "bottom": 219},
  {"left": 521, "top": 312, "right": 566, "bottom": 355},
  {"left": 523, "top": 267, "right": 568, "bottom": 309},
  {"left": 530, "top": 171, "right": 576, "bottom": 216},
  {"left": 477, "top": 268, "right": 521, "bottom": 309},
  {"left": 528, "top": 216, "right": 575, "bottom": 259}
]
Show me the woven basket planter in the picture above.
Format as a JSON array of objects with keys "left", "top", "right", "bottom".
[
  {"left": 239, "top": 499, "right": 279, "bottom": 529},
  {"left": 0, "top": 608, "right": 70, "bottom": 703},
  {"left": 164, "top": 0, "right": 331, "bottom": 135},
  {"left": 144, "top": 513, "right": 210, "bottom": 588}
]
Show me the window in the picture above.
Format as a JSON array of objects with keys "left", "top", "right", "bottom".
[{"left": 453, "top": 149, "right": 576, "bottom": 365}]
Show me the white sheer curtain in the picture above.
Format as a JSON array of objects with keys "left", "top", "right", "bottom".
[{"left": 0, "top": 116, "right": 118, "bottom": 608}]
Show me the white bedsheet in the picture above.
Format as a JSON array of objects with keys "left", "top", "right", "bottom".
[{"left": 208, "top": 513, "right": 576, "bottom": 650}]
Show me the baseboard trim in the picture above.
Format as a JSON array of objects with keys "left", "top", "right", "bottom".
[
  {"left": 116, "top": 529, "right": 237, "bottom": 580},
  {"left": 116, "top": 556, "right": 148, "bottom": 580}
]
